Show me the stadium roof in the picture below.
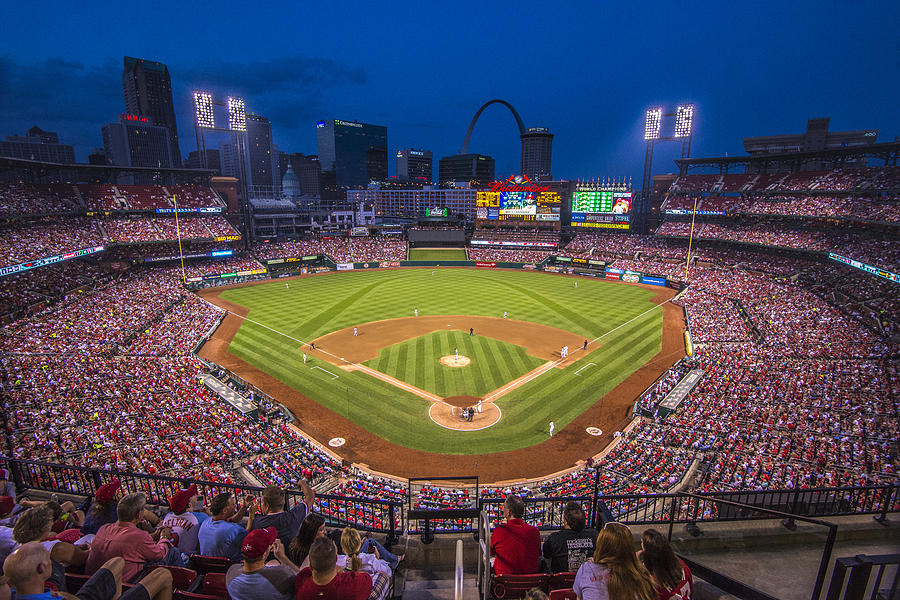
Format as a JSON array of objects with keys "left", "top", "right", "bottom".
[
  {"left": 0, "top": 155, "right": 216, "bottom": 183},
  {"left": 674, "top": 141, "right": 900, "bottom": 174}
]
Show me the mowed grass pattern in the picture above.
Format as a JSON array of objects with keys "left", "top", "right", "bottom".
[
  {"left": 407, "top": 248, "right": 468, "bottom": 261},
  {"left": 365, "top": 330, "right": 544, "bottom": 397},
  {"left": 220, "top": 268, "right": 665, "bottom": 454}
]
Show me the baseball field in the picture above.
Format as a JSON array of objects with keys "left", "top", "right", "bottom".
[{"left": 201, "top": 268, "right": 680, "bottom": 471}]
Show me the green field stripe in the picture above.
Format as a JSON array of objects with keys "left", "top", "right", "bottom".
[{"left": 295, "top": 278, "right": 385, "bottom": 336}]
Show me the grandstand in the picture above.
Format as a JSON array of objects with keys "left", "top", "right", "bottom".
[{"left": 0, "top": 154, "right": 897, "bottom": 599}]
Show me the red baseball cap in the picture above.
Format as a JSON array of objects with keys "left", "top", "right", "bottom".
[
  {"left": 241, "top": 527, "right": 277, "bottom": 558},
  {"left": 168, "top": 485, "right": 198, "bottom": 514},
  {"left": 95, "top": 479, "right": 121, "bottom": 503}
]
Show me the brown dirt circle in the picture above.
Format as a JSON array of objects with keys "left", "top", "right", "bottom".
[
  {"left": 440, "top": 355, "right": 471, "bottom": 367},
  {"left": 197, "top": 268, "right": 685, "bottom": 484}
]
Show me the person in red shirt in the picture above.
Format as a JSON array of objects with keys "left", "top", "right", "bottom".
[
  {"left": 490, "top": 495, "right": 541, "bottom": 575},
  {"left": 295, "top": 536, "right": 377, "bottom": 600},
  {"left": 85, "top": 492, "right": 185, "bottom": 582},
  {"left": 638, "top": 528, "right": 694, "bottom": 600}
]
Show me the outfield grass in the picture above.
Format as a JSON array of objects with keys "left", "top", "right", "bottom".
[
  {"left": 220, "top": 268, "right": 663, "bottom": 454},
  {"left": 364, "top": 330, "right": 544, "bottom": 397},
  {"left": 408, "top": 248, "right": 468, "bottom": 261}
]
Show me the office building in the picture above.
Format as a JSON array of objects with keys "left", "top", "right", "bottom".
[
  {"left": 438, "top": 154, "right": 494, "bottom": 185},
  {"left": 520, "top": 127, "right": 553, "bottom": 181},
  {"left": 122, "top": 56, "right": 182, "bottom": 166},
  {"left": 183, "top": 149, "right": 221, "bottom": 174},
  {"left": 102, "top": 114, "right": 174, "bottom": 169},
  {"left": 347, "top": 187, "right": 478, "bottom": 221},
  {"left": 279, "top": 152, "right": 321, "bottom": 196},
  {"left": 247, "top": 114, "right": 278, "bottom": 188},
  {"left": 0, "top": 126, "right": 75, "bottom": 163},
  {"left": 396, "top": 149, "right": 433, "bottom": 182},
  {"left": 316, "top": 119, "right": 388, "bottom": 188}
]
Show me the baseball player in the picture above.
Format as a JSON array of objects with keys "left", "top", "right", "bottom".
[
  {"left": 353, "top": 327, "right": 358, "bottom": 337},
  {"left": 549, "top": 421, "right": 555, "bottom": 437}
]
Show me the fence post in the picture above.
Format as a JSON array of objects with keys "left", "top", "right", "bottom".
[
  {"left": 590, "top": 466, "right": 600, "bottom": 527},
  {"left": 667, "top": 496, "right": 677, "bottom": 541},
  {"left": 387, "top": 504, "right": 399, "bottom": 546},
  {"left": 873, "top": 485, "right": 893, "bottom": 524},
  {"left": 8, "top": 458, "right": 26, "bottom": 496}
]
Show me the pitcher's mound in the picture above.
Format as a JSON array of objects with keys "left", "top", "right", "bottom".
[{"left": 440, "top": 355, "right": 471, "bottom": 367}]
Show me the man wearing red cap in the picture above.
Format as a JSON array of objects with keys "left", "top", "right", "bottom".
[
  {"left": 81, "top": 479, "right": 122, "bottom": 535},
  {"left": 225, "top": 526, "right": 299, "bottom": 600},
  {"left": 160, "top": 484, "right": 210, "bottom": 555}
]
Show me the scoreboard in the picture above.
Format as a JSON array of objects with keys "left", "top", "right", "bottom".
[
  {"left": 476, "top": 190, "right": 560, "bottom": 222},
  {"left": 570, "top": 190, "right": 632, "bottom": 229}
]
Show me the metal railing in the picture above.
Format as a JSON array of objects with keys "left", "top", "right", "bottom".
[{"left": 824, "top": 554, "right": 899, "bottom": 600}]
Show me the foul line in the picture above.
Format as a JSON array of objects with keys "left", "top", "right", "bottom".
[
  {"left": 573, "top": 362, "right": 596, "bottom": 376},
  {"left": 312, "top": 366, "right": 339, "bottom": 380}
]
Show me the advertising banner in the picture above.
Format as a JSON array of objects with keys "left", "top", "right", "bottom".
[
  {"left": 641, "top": 275, "right": 667, "bottom": 286},
  {"left": 336, "top": 263, "right": 354, "bottom": 271},
  {"left": 475, "top": 262, "right": 497, "bottom": 267},
  {"left": 0, "top": 245, "right": 105, "bottom": 278},
  {"left": 604, "top": 272, "right": 621, "bottom": 280},
  {"left": 380, "top": 261, "right": 401, "bottom": 268},
  {"left": 622, "top": 272, "right": 641, "bottom": 283}
]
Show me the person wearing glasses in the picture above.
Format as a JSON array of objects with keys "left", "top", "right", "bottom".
[{"left": 573, "top": 522, "right": 655, "bottom": 600}]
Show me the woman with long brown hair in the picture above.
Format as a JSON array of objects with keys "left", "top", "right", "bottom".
[
  {"left": 573, "top": 522, "right": 655, "bottom": 600},
  {"left": 638, "top": 529, "right": 693, "bottom": 600},
  {"left": 288, "top": 512, "right": 326, "bottom": 568}
]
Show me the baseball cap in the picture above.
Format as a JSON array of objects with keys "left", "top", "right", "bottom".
[
  {"left": 168, "top": 485, "right": 198, "bottom": 514},
  {"left": 0, "top": 468, "right": 8, "bottom": 480},
  {"left": 95, "top": 479, "right": 121, "bottom": 503},
  {"left": 241, "top": 527, "right": 277, "bottom": 559}
]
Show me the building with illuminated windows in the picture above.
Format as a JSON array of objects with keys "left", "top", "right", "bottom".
[
  {"left": 0, "top": 126, "right": 75, "bottom": 163},
  {"left": 247, "top": 114, "right": 279, "bottom": 188},
  {"left": 122, "top": 56, "right": 181, "bottom": 166},
  {"left": 396, "top": 149, "right": 433, "bottom": 182},
  {"left": 520, "top": 127, "right": 553, "bottom": 181},
  {"left": 316, "top": 119, "right": 388, "bottom": 188},
  {"left": 102, "top": 114, "right": 174, "bottom": 169},
  {"left": 437, "top": 154, "right": 494, "bottom": 185}
]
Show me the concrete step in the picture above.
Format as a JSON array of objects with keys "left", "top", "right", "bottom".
[{"left": 402, "top": 569, "right": 479, "bottom": 599}]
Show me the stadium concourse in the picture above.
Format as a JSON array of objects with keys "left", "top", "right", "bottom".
[{"left": 0, "top": 166, "right": 898, "bottom": 529}]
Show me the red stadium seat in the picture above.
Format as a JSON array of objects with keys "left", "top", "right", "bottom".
[
  {"left": 189, "top": 555, "right": 234, "bottom": 574},
  {"left": 549, "top": 571, "right": 576, "bottom": 590},
  {"left": 491, "top": 573, "right": 550, "bottom": 598},
  {"left": 550, "top": 589, "right": 578, "bottom": 600},
  {"left": 147, "top": 565, "right": 198, "bottom": 591}
]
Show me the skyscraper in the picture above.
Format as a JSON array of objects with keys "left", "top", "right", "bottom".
[
  {"left": 438, "top": 154, "right": 494, "bottom": 185},
  {"left": 247, "top": 114, "right": 278, "bottom": 188},
  {"left": 102, "top": 114, "right": 174, "bottom": 181},
  {"left": 122, "top": 56, "right": 182, "bottom": 166},
  {"left": 396, "top": 149, "right": 433, "bottom": 182},
  {"left": 0, "top": 126, "right": 75, "bottom": 163},
  {"left": 316, "top": 119, "right": 387, "bottom": 188},
  {"left": 520, "top": 127, "right": 553, "bottom": 181}
]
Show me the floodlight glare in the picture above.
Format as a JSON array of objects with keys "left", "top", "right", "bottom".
[
  {"left": 644, "top": 108, "right": 662, "bottom": 140},
  {"left": 674, "top": 104, "right": 694, "bottom": 138},
  {"left": 227, "top": 96, "right": 246, "bottom": 132},
  {"left": 193, "top": 91, "right": 215, "bottom": 129}
]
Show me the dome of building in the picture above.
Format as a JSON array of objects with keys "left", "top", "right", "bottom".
[{"left": 282, "top": 163, "right": 300, "bottom": 197}]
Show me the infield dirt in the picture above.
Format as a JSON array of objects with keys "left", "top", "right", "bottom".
[{"left": 198, "top": 272, "right": 684, "bottom": 483}]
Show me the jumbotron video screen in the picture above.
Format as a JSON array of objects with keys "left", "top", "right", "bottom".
[
  {"left": 476, "top": 191, "right": 561, "bottom": 222},
  {"left": 570, "top": 189, "right": 632, "bottom": 229}
]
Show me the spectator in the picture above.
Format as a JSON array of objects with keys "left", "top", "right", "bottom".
[
  {"left": 11, "top": 506, "right": 88, "bottom": 568},
  {"left": 198, "top": 492, "right": 253, "bottom": 562},
  {"left": 85, "top": 492, "right": 185, "bottom": 582},
  {"left": 0, "top": 470, "right": 14, "bottom": 500},
  {"left": 490, "top": 495, "right": 541, "bottom": 575},
  {"left": 295, "top": 536, "right": 376, "bottom": 600},
  {"left": 3, "top": 543, "right": 173, "bottom": 600},
  {"left": 81, "top": 480, "right": 122, "bottom": 536},
  {"left": 574, "top": 522, "right": 655, "bottom": 600},
  {"left": 225, "top": 526, "right": 299, "bottom": 600},
  {"left": 338, "top": 527, "right": 392, "bottom": 600},
  {"left": 250, "top": 483, "right": 315, "bottom": 550},
  {"left": 159, "top": 484, "right": 210, "bottom": 555},
  {"left": 288, "top": 512, "right": 326, "bottom": 568},
  {"left": 639, "top": 529, "right": 694, "bottom": 600},
  {"left": 542, "top": 501, "right": 598, "bottom": 573}
]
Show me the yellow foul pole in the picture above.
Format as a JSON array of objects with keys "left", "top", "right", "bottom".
[
  {"left": 173, "top": 194, "right": 187, "bottom": 285},
  {"left": 684, "top": 195, "right": 699, "bottom": 282}
]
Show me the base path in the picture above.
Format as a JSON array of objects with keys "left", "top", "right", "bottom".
[{"left": 197, "top": 275, "right": 684, "bottom": 483}]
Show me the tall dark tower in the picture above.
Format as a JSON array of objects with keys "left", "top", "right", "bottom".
[
  {"left": 520, "top": 127, "right": 553, "bottom": 180},
  {"left": 122, "top": 56, "right": 181, "bottom": 166}
]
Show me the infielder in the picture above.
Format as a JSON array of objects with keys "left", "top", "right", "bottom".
[
  {"left": 549, "top": 421, "right": 555, "bottom": 437},
  {"left": 353, "top": 327, "right": 358, "bottom": 337}
]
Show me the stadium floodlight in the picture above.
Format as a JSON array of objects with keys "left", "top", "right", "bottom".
[
  {"left": 644, "top": 108, "right": 662, "bottom": 140},
  {"left": 192, "top": 91, "right": 215, "bottom": 129},
  {"left": 674, "top": 104, "right": 694, "bottom": 138},
  {"left": 227, "top": 96, "right": 246, "bottom": 132}
]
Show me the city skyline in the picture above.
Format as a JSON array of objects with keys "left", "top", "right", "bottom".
[{"left": 1, "top": 0, "right": 898, "bottom": 184}]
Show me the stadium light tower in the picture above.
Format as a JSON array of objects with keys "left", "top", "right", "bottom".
[
  {"left": 637, "top": 104, "right": 696, "bottom": 233},
  {"left": 192, "top": 91, "right": 252, "bottom": 249}
]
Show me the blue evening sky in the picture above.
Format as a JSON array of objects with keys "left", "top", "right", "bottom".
[{"left": 1, "top": 0, "right": 898, "bottom": 183}]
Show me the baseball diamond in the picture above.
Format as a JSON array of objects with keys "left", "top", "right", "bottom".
[{"left": 198, "top": 267, "right": 684, "bottom": 481}]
